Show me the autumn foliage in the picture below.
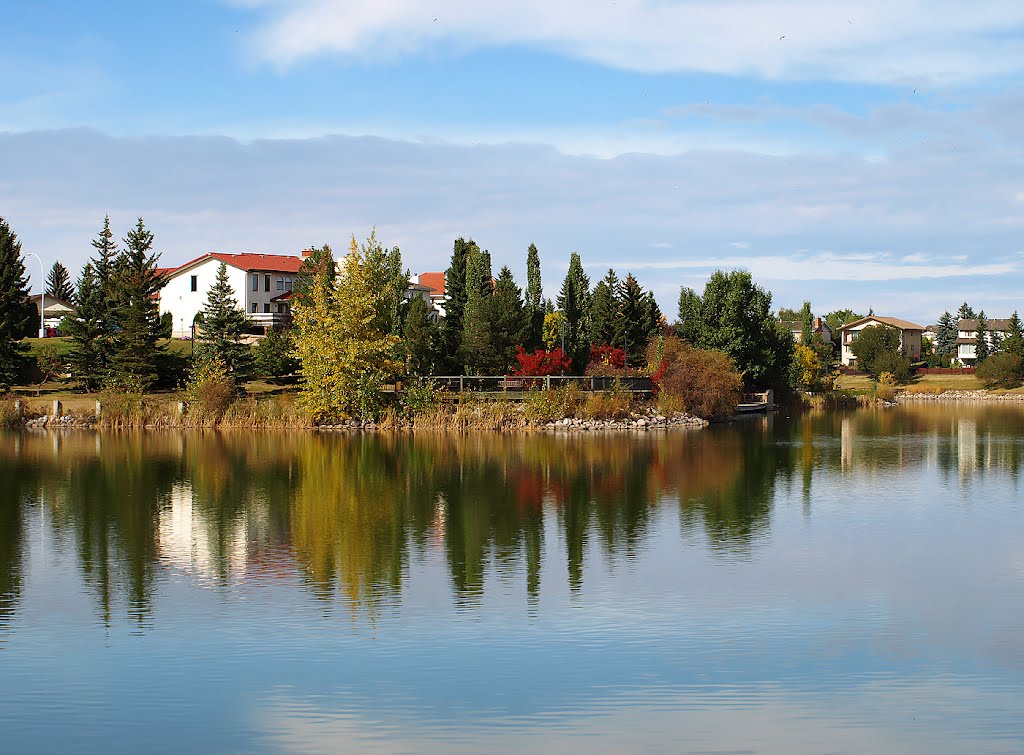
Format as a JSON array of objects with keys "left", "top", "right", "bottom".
[
  {"left": 513, "top": 347, "right": 572, "bottom": 376},
  {"left": 648, "top": 336, "right": 742, "bottom": 420}
]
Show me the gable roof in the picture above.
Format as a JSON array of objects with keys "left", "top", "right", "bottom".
[
  {"left": 837, "top": 315, "right": 925, "bottom": 332},
  {"left": 958, "top": 318, "right": 1012, "bottom": 332},
  {"left": 165, "top": 252, "right": 305, "bottom": 279},
  {"left": 417, "top": 271, "right": 446, "bottom": 296}
]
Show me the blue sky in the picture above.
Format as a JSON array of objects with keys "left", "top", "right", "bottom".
[{"left": 2, "top": 0, "right": 1024, "bottom": 321}]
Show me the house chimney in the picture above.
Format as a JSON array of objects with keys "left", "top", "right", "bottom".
[
  {"left": 814, "top": 316, "right": 822, "bottom": 330},
  {"left": 301, "top": 248, "right": 315, "bottom": 258}
]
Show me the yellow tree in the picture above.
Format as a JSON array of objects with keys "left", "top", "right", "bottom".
[{"left": 294, "top": 239, "right": 400, "bottom": 422}]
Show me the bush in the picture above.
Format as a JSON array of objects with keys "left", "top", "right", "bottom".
[
  {"left": 976, "top": 352, "right": 1024, "bottom": 389},
  {"left": 0, "top": 396, "right": 21, "bottom": 427},
  {"left": 402, "top": 377, "right": 441, "bottom": 417},
  {"left": 254, "top": 328, "right": 299, "bottom": 382},
  {"left": 870, "top": 350, "right": 912, "bottom": 383},
  {"left": 514, "top": 347, "right": 572, "bottom": 376},
  {"left": 649, "top": 336, "right": 743, "bottom": 420},
  {"left": 99, "top": 380, "right": 146, "bottom": 426},
  {"left": 184, "top": 353, "right": 237, "bottom": 424}
]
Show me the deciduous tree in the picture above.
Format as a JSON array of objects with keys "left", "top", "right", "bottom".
[{"left": 524, "top": 243, "right": 544, "bottom": 351}]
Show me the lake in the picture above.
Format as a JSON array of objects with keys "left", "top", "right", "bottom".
[{"left": 2, "top": 404, "right": 1023, "bottom": 753}]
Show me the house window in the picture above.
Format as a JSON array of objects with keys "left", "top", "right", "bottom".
[
  {"left": 285, "top": 277, "right": 292, "bottom": 291},
  {"left": 252, "top": 274, "right": 259, "bottom": 291},
  {"left": 251, "top": 303, "right": 257, "bottom": 313},
  {"left": 263, "top": 303, "right": 270, "bottom": 314},
  {"left": 190, "top": 275, "right": 198, "bottom": 292},
  {"left": 277, "top": 303, "right": 286, "bottom": 313},
  {"left": 264, "top": 274, "right": 271, "bottom": 292},
  {"left": 276, "top": 277, "right": 284, "bottom": 291}
]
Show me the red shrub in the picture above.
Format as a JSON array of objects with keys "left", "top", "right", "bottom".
[{"left": 514, "top": 347, "right": 573, "bottom": 376}]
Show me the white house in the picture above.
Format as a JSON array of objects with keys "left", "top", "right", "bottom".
[
  {"left": 838, "top": 315, "right": 925, "bottom": 367},
  {"left": 411, "top": 272, "right": 447, "bottom": 317},
  {"left": 956, "top": 318, "right": 1011, "bottom": 365},
  {"left": 158, "top": 252, "right": 305, "bottom": 338},
  {"left": 29, "top": 294, "right": 76, "bottom": 336}
]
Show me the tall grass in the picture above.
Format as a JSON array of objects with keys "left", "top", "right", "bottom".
[{"left": 0, "top": 396, "right": 21, "bottom": 428}]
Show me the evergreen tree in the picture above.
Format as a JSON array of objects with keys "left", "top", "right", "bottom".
[
  {"left": 196, "top": 262, "right": 253, "bottom": 380},
  {"left": 1002, "top": 312, "right": 1024, "bottom": 356},
  {"left": 643, "top": 291, "right": 663, "bottom": 338},
  {"left": 403, "top": 295, "right": 439, "bottom": 376},
  {"left": 460, "top": 244, "right": 497, "bottom": 373},
  {"left": 294, "top": 245, "right": 336, "bottom": 304},
  {"left": 617, "top": 274, "right": 650, "bottom": 367},
  {"left": 974, "top": 311, "right": 990, "bottom": 364},
  {"left": 524, "top": 243, "right": 544, "bottom": 350},
  {"left": 63, "top": 263, "right": 108, "bottom": 391},
  {"left": 956, "top": 302, "right": 977, "bottom": 321},
  {"left": 0, "top": 217, "right": 35, "bottom": 388},
  {"left": 106, "top": 218, "right": 165, "bottom": 390},
  {"left": 556, "top": 252, "right": 591, "bottom": 373},
  {"left": 359, "top": 229, "right": 407, "bottom": 337},
  {"left": 45, "top": 261, "right": 76, "bottom": 303},
  {"left": 590, "top": 269, "right": 620, "bottom": 346},
  {"left": 490, "top": 266, "right": 527, "bottom": 373},
  {"left": 936, "top": 311, "right": 957, "bottom": 356},
  {"left": 440, "top": 238, "right": 474, "bottom": 373}
]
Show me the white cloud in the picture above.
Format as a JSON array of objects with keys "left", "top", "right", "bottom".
[{"left": 239, "top": 0, "right": 1024, "bottom": 84}]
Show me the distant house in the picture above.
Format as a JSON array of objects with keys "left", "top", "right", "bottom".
[
  {"left": 781, "top": 317, "right": 833, "bottom": 345},
  {"left": 410, "top": 272, "right": 447, "bottom": 317},
  {"left": 158, "top": 252, "right": 306, "bottom": 338},
  {"left": 29, "top": 294, "right": 76, "bottom": 337},
  {"left": 837, "top": 316, "right": 925, "bottom": 367},
  {"left": 956, "top": 318, "right": 1011, "bottom": 365}
]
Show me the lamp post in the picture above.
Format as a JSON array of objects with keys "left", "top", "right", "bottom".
[{"left": 25, "top": 252, "right": 45, "bottom": 338}]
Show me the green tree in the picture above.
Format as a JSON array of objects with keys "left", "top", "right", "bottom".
[
  {"left": 1002, "top": 312, "right": 1024, "bottom": 357},
  {"left": 974, "top": 311, "right": 990, "bottom": 364},
  {"left": 824, "top": 308, "right": 861, "bottom": 333},
  {"left": 460, "top": 243, "right": 497, "bottom": 373},
  {"left": 294, "top": 245, "right": 336, "bottom": 304},
  {"left": 359, "top": 229, "right": 407, "bottom": 337},
  {"left": 935, "top": 311, "right": 957, "bottom": 356},
  {"left": 106, "top": 218, "right": 165, "bottom": 390},
  {"left": 977, "top": 352, "right": 1023, "bottom": 388},
  {"left": 799, "top": 302, "right": 813, "bottom": 344},
  {"left": 590, "top": 269, "right": 620, "bottom": 347},
  {"left": 490, "top": 266, "right": 527, "bottom": 373},
  {"left": 45, "top": 261, "right": 76, "bottom": 303},
  {"left": 440, "top": 237, "right": 474, "bottom": 374},
  {"left": 676, "top": 270, "right": 792, "bottom": 391},
  {"left": 196, "top": 262, "right": 253, "bottom": 381},
  {"left": 524, "top": 243, "right": 544, "bottom": 351},
  {"left": 294, "top": 239, "right": 401, "bottom": 422},
  {"left": 617, "top": 273, "right": 658, "bottom": 368},
  {"left": 62, "top": 263, "right": 108, "bottom": 390},
  {"left": 849, "top": 324, "right": 903, "bottom": 378},
  {"left": 253, "top": 327, "right": 299, "bottom": 382},
  {"left": 402, "top": 295, "right": 439, "bottom": 376},
  {"left": 556, "top": 252, "right": 591, "bottom": 373},
  {"left": 956, "top": 302, "right": 977, "bottom": 321},
  {"left": 543, "top": 311, "right": 566, "bottom": 351},
  {"left": 0, "top": 217, "right": 36, "bottom": 388}
]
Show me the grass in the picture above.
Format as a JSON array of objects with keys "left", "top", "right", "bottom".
[{"left": 837, "top": 371, "right": 1024, "bottom": 395}]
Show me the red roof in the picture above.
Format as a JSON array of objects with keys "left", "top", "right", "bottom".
[
  {"left": 167, "top": 252, "right": 305, "bottom": 278},
  {"left": 271, "top": 290, "right": 293, "bottom": 302},
  {"left": 154, "top": 267, "right": 177, "bottom": 277},
  {"left": 418, "top": 271, "right": 446, "bottom": 296}
]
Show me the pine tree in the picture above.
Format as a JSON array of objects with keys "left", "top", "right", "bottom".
[
  {"left": 590, "top": 269, "right": 620, "bottom": 347},
  {"left": 556, "top": 252, "right": 591, "bottom": 373},
  {"left": 490, "top": 266, "right": 527, "bottom": 373},
  {"left": 294, "top": 239, "right": 400, "bottom": 422},
  {"left": 1003, "top": 312, "right": 1024, "bottom": 357},
  {"left": 106, "top": 218, "right": 165, "bottom": 390},
  {"left": 0, "top": 217, "right": 35, "bottom": 388},
  {"left": 402, "top": 295, "right": 439, "bottom": 376},
  {"left": 440, "top": 238, "right": 474, "bottom": 373},
  {"left": 957, "top": 302, "right": 977, "bottom": 321},
  {"left": 524, "top": 243, "right": 544, "bottom": 350},
  {"left": 936, "top": 311, "right": 957, "bottom": 356},
  {"left": 974, "top": 311, "right": 990, "bottom": 364},
  {"left": 617, "top": 274, "right": 657, "bottom": 368},
  {"left": 45, "top": 261, "right": 76, "bottom": 303},
  {"left": 460, "top": 243, "right": 497, "bottom": 373},
  {"left": 196, "top": 262, "right": 253, "bottom": 380},
  {"left": 63, "top": 263, "right": 108, "bottom": 391}
]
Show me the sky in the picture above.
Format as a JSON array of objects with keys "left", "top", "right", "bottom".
[{"left": 2, "top": 0, "right": 1023, "bottom": 323}]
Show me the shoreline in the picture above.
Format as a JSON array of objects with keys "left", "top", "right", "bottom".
[{"left": 896, "top": 389, "right": 1024, "bottom": 402}]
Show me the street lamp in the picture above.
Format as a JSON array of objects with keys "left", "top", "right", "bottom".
[{"left": 24, "top": 252, "right": 45, "bottom": 338}]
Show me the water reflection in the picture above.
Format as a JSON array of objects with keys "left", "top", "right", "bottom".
[{"left": 0, "top": 402, "right": 1022, "bottom": 624}]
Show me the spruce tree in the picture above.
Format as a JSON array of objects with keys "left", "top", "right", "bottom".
[
  {"left": 936, "top": 311, "right": 957, "bottom": 356},
  {"left": 525, "top": 243, "right": 544, "bottom": 350},
  {"left": 556, "top": 252, "right": 591, "bottom": 373},
  {"left": 197, "top": 262, "right": 253, "bottom": 381},
  {"left": 974, "top": 311, "right": 990, "bottom": 364},
  {"left": 1003, "top": 312, "right": 1024, "bottom": 357},
  {"left": 590, "top": 269, "right": 620, "bottom": 347},
  {"left": 403, "top": 295, "right": 439, "bottom": 376},
  {"left": 440, "top": 237, "right": 474, "bottom": 373},
  {"left": 106, "top": 218, "right": 165, "bottom": 390},
  {"left": 0, "top": 217, "right": 35, "bottom": 389},
  {"left": 617, "top": 274, "right": 657, "bottom": 368},
  {"left": 490, "top": 266, "right": 527, "bottom": 373},
  {"left": 45, "top": 261, "right": 76, "bottom": 303},
  {"left": 460, "top": 244, "right": 497, "bottom": 373},
  {"left": 956, "top": 302, "right": 977, "bottom": 322},
  {"left": 63, "top": 263, "right": 108, "bottom": 391}
]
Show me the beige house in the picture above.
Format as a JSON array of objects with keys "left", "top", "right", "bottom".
[
  {"left": 838, "top": 316, "right": 925, "bottom": 367},
  {"left": 29, "top": 294, "right": 76, "bottom": 336},
  {"left": 781, "top": 317, "right": 833, "bottom": 344}
]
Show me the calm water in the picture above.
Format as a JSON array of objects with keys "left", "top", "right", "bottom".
[{"left": 1, "top": 405, "right": 1023, "bottom": 754}]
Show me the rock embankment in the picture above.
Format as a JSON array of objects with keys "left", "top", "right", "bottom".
[
  {"left": 898, "top": 390, "right": 1024, "bottom": 402},
  {"left": 542, "top": 410, "right": 708, "bottom": 432},
  {"left": 23, "top": 414, "right": 97, "bottom": 429}
]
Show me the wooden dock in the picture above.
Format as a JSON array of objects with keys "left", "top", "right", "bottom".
[{"left": 736, "top": 390, "right": 774, "bottom": 413}]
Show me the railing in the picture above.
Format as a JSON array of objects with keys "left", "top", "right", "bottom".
[
  {"left": 247, "top": 312, "right": 293, "bottom": 329},
  {"left": 423, "top": 375, "right": 654, "bottom": 394}
]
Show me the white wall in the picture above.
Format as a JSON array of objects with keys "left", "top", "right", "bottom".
[{"left": 160, "top": 260, "right": 250, "bottom": 338}]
